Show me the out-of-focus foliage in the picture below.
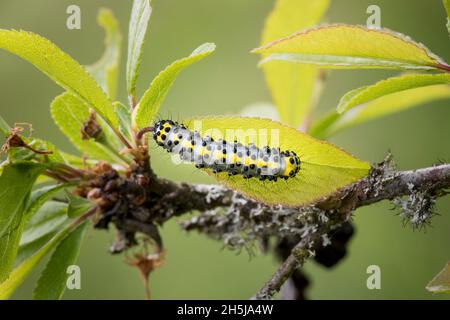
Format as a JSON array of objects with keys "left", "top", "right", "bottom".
[
  {"left": 254, "top": 24, "right": 447, "bottom": 71},
  {"left": 132, "top": 43, "right": 216, "bottom": 130},
  {"left": 260, "top": 0, "right": 330, "bottom": 128}
]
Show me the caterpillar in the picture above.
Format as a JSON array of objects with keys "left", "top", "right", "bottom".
[{"left": 151, "top": 120, "right": 301, "bottom": 181}]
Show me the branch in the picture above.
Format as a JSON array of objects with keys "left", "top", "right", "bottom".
[
  {"left": 97, "top": 154, "right": 450, "bottom": 299},
  {"left": 251, "top": 160, "right": 450, "bottom": 300},
  {"left": 137, "top": 154, "right": 447, "bottom": 220}
]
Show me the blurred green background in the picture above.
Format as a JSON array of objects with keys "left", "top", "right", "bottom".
[{"left": 1, "top": 0, "right": 449, "bottom": 299}]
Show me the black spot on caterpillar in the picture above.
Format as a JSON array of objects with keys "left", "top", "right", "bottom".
[{"left": 152, "top": 120, "right": 301, "bottom": 181}]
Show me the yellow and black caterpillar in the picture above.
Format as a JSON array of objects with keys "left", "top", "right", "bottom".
[{"left": 152, "top": 120, "right": 301, "bottom": 181}]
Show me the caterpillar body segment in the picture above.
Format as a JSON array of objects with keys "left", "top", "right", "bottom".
[{"left": 152, "top": 120, "right": 301, "bottom": 181}]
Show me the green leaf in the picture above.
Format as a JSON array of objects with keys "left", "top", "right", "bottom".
[
  {"left": 240, "top": 102, "right": 280, "bottom": 121},
  {"left": 20, "top": 201, "right": 68, "bottom": 247},
  {"left": 260, "top": 0, "right": 329, "bottom": 127},
  {"left": 114, "top": 102, "right": 133, "bottom": 142},
  {"left": 27, "top": 139, "right": 66, "bottom": 163},
  {"left": 0, "top": 115, "right": 10, "bottom": 136},
  {"left": 50, "top": 92, "right": 126, "bottom": 165},
  {"left": 426, "top": 262, "right": 450, "bottom": 294},
  {"left": 0, "top": 160, "right": 8, "bottom": 176},
  {"left": 183, "top": 117, "right": 370, "bottom": 206},
  {"left": 132, "top": 43, "right": 216, "bottom": 130},
  {"left": 87, "top": 8, "right": 122, "bottom": 101},
  {"left": 8, "top": 183, "right": 68, "bottom": 267},
  {"left": 0, "top": 197, "right": 29, "bottom": 285},
  {"left": 34, "top": 222, "right": 87, "bottom": 300},
  {"left": 15, "top": 232, "right": 56, "bottom": 266},
  {"left": 0, "top": 221, "right": 85, "bottom": 299},
  {"left": 127, "top": 0, "right": 152, "bottom": 98},
  {"left": 25, "top": 184, "right": 70, "bottom": 219},
  {"left": 0, "top": 30, "right": 118, "bottom": 128},
  {"left": 337, "top": 73, "right": 450, "bottom": 114},
  {"left": 443, "top": 0, "right": 450, "bottom": 35},
  {"left": 0, "top": 162, "right": 45, "bottom": 282},
  {"left": 96, "top": 111, "right": 124, "bottom": 152},
  {"left": 311, "top": 83, "right": 450, "bottom": 138},
  {"left": 66, "top": 192, "right": 94, "bottom": 218},
  {"left": 60, "top": 152, "right": 98, "bottom": 168},
  {"left": 0, "top": 162, "right": 44, "bottom": 238},
  {"left": 308, "top": 111, "right": 340, "bottom": 138},
  {"left": 253, "top": 24, "right": 449, "bottom": 71}
]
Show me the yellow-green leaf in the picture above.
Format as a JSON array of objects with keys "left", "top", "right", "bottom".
[
  {"left": 132, "top": 43, "right": 216, "bottom": 130},
  {"left": 426, "top": 262, "right": 450, "bottom": 294},
  {"left": 308, "top": 111, "right": 339, "bottom": 139},
  {"left": 444, "top": 0, "right": 450, "bottom": 18},
  {"left": 115, "top": 102, "right": 133, "bottom": 143},
  {"left": 127, "top": 0, "right": 152, "bottom": 98},
  {"left": 50, "top": 92, "right": 126, "bottom": 165},
  {"left": 184, "top": 116, "right": 370, "bottom": 207},
  {"left": 337, "top": 73, "right": 450, "bottom": 114},
  {"left": 240, "top": 102, "right": 280, "bottom": 121},
  {"left": 253, "top": 24, "right": 448, "bottom": 71},
  {"left": 443, "top": 0, "right": 450, "bottom": 35},
  {"left": 0, "top": 30, "right": 117, "bottom": 128},
  {"left": 260, "top": 0, "right": 329, "bottom": 127},
  {"left": 87, "top": 8, "right": 122, "bottom": 101},
  {"left": 0, "top": 115, "right": 10, "bottom": 136},
  {"left": 0, "top": 161, "right": 7, "bottom": 177},
  {"left": 311, "top": 84, "right": 450, "bottom": 138}
]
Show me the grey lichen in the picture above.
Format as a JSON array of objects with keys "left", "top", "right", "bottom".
[
  {"left": 180, "top": 197, "right": 342, "bottom": 255},
  {"left": 393, "top": 185, "right": 437, "bottom": 229},
  {"left": 366, "top": 152, "right": 397, "bottom": 198}
]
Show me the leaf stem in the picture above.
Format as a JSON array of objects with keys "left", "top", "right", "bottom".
[
  {"left": 141, "top": 272, "right": 151, "bottom": 300},
  {"left": 112, "top": 127, "right": 133, "bottom": 150},
  {"left": 436, "top": 62, "right": 450, "bottom": 73},
  {"left": 52, "top": 163, "right": 90, "bottom": 179},
  {"left": 72, "top": 206, "right": 98, "bottom": 227},
  {"left": 43, "top": 169, "right": 70, "bottom": 182},
  {"left": 24, "top": 144, "right": 53, "bottom": 155},
  {"left": 135, "top": 126, "right": 154, "bottom": 146},
  {"left": 129, "top": 95, "right": 137, "bottom": 110},
  {"left": 100, "top": 136, "right": 133, "bottom": 166}
]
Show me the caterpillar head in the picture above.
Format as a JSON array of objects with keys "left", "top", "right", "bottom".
[
  {"left": 281, "top": 150, "right": 301, "bottom": 178},
  {"left": 152, "top": 120, "right": 176, "bottom": 146}
]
